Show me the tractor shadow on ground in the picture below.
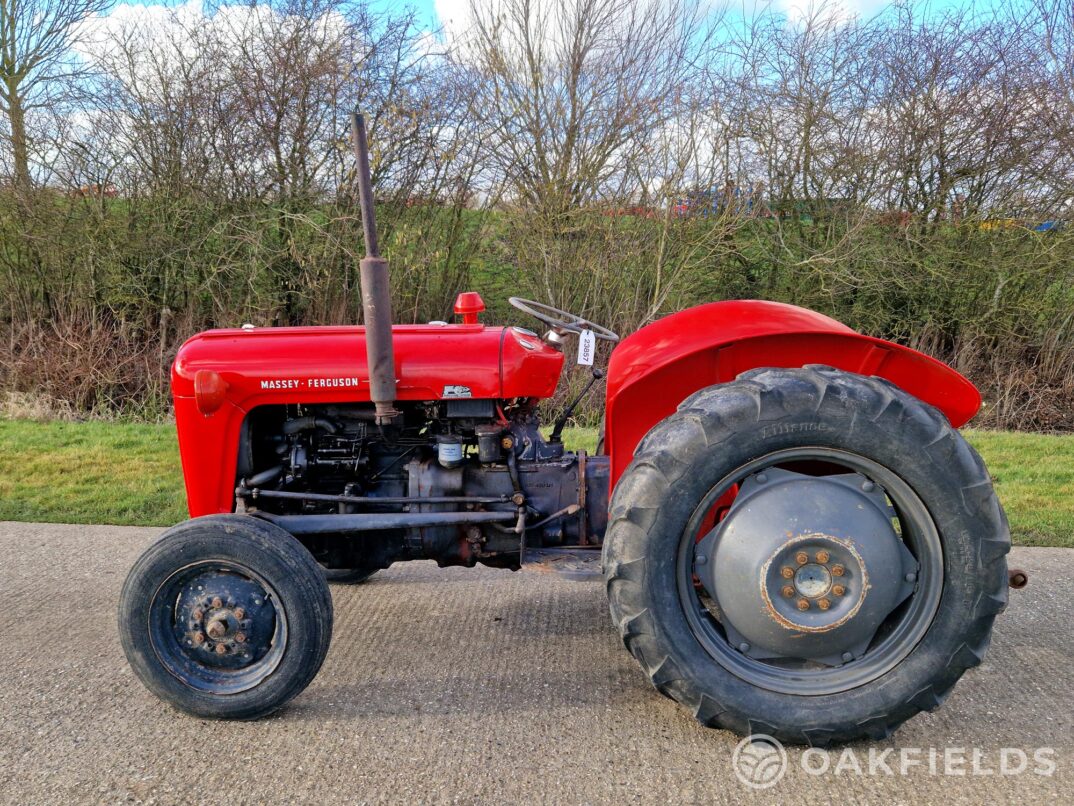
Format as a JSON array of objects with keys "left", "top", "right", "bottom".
[
  {"left": 304, "top": 561, "right": 1073, "bottom": 751},
  {"left": 338, "top": 565, "right": 615, "bottom": 640},
  {"left": 290, "top": 665, "right": 648, "bottom": 722},
  {"left": 288, "top": 569, "right": 654, "bottom": 723}
]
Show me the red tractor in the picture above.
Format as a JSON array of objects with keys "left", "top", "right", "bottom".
[{"left": 120, "top": 116, "right": 1011, "bottom": 745}]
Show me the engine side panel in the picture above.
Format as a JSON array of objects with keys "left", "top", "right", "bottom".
[{"left": 604, "top": 300, "right": 981, "bottom": 487}]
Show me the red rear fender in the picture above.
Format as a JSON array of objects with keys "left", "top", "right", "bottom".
[{"left": 604, "top": 301, "right": 980, "bottom": 488}]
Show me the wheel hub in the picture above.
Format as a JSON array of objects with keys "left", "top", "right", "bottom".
[
  {"left": 695, "top": 468, "right": 919, "bottom": 665},
  {"left": 793, "top": 563, "right": 831, "bottom": 598},
  {"left": 174, "top": 571, "right": 276, "bottom": 669},
  {"left": 758, "top": 533, "right": 869, "bottom": 638}
]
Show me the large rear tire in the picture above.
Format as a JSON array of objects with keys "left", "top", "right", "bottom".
[
  {"left": 119, "top": 514, "right": 333, "bottom": 719},
  {"left": 603, "top": 366, "right": 1009, "bottom": 745}
]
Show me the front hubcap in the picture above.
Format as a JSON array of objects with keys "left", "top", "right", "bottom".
[{"left": 174, "top": 571, "right": 276, "bottom": 669}]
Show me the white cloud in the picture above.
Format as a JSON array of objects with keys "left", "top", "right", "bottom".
[
  {"left": 75, "top": 0, "right": 206, "bottom": 62},
  {"left": 434, "top": 0, "right": 692, "bottom": 71},
  {"left": 77, "top": 1, "right": 350, "bottom": 71},
  {"left": 773, "top": 0, "right": 886, "bottom": 25},
  {"left": 433, "top": 0, "right": 475, "bottom": 42}
]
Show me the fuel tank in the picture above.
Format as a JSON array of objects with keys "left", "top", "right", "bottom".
[{"left": 172, "top": 323, "right": 565, "bottom": 409}]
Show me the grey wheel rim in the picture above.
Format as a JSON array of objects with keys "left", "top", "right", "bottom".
[
  {"left": 676, "top": 447, "right": 944, "bottom": 696},
  {"left": 147, "top": 560, "right": 289, "bottom": 694}
]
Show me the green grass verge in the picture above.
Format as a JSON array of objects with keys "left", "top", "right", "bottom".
[
  {"left": 960, "top": 429, "right": 1074, "bottom": 548},
  {"left": 0, "top": 420, "right": 1070, "bottom": 548},
  {"left": 0, "top": 420, "right": 188, "bottom": 527}
]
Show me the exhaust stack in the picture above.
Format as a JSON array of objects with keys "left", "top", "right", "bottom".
[{"left": 350, "top": 111, "right": 398, "bottom": 425}]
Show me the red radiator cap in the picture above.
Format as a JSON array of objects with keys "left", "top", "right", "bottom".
[{"left": 454, "top": 292, "right": 485, "bottom": 324}]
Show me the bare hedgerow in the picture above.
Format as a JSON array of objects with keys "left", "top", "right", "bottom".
[{"left": 0, "top": 0, "right": 1071, "bottom": 428}]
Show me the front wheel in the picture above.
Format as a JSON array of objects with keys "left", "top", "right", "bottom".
[
  {"left": 118, "top": 514, "right": 333, "bottom": 719},
  {"left": 603, "top": 367, "right": 1010, "bottom": 745}
]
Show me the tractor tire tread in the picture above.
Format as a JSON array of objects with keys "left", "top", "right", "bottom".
[
  {"left": 119, "top": 514, "right": 333, "bottom": 720},
  {"left": 603, "top": 366, "right": 1009, "bottom": 746}
]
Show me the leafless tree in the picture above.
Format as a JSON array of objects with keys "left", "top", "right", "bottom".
[
  {"left": 462, "top": 0, "right": 718, "bottom": 216},
  {"left": 0, "top": 0, "right": 109, "bottom": 189}
]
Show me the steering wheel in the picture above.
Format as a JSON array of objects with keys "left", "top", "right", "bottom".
[{"left": 508, "top": 297, "right": 620, "bottom": 342}]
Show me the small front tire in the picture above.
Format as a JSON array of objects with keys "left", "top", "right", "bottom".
[{"left": 118, "top": 514, "right": 333, "bottom": 719}]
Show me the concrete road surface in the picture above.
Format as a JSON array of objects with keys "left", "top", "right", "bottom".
[{"left": 0, "top": 522, "right": 1070, "bottom": 804}]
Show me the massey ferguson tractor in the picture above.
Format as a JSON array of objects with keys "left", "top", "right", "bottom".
[{"left": 119, "top": 114, "right": 1013, "bottom": 745}]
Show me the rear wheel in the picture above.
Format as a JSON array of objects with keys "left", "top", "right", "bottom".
[
  {"left": 119, "top": 514, "right": 333, "bottom": 719},
  {"left": 603, "top": 366, "right": 1009, "bottom": 745}
]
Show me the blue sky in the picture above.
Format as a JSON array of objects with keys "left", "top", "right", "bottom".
[
  {"left": 366, "top": 0, "right": 1021, "bottom": 28},
  {"left": 369, "top": 0, "right": 437, "bottom": 28}
]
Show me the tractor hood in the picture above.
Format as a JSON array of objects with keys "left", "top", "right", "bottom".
[{"left": 172, "top": 323, "right": 564, "bottom": 411}]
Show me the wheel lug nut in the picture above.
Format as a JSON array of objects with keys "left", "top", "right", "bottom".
[
  {"left": 192, "top": 609, "right": 203, "bottom": 622},
  {"left": 211, "top": 597, "right": 223, "bottom": 609},
  {"left": 831, "top": 565, "right": 845, "bottom": 576},
  {"left": 235, "top": 633, "right": 246, "bottom": 643},
  {"left": 832, "top": 584, "right": 846, "bottom": 596},
  {"left": 797, "top": 599, "right": 810, "bottom": 611},
  {"left": 193, "top": 633, "right": 205, "bottom": 644},
  {"left": 780, "top": 566, "right": 794, "bottom": 579},
  {"left": 816, "top": 550, "right": 830, "bottom": 563},
  {"left": 842, "top": 652, "right": 854, "bottom": 663},
  {"left": 234, "top": 607, "right": 245, "bottom": 620},
  {"left": 781, "top": 585, "right": 795, "bottom": 597},
  {"left": 818, "top": 598, "right": 831, "bottom": 610},
  {"left": 738, "top": 642, "right": 751, "bottom": 653},
  {"left": 215, "top": 644, "right": 227, "bottom": 655},
  {"left": 795, "top": 552, "right": 809, "bottom": 565},
  {"left": 862, "top": 481, "right": 875, "bottom": 492}
]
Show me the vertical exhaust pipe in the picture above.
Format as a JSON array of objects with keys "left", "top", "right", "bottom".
[{"left": 350, "top": 111, "right": 398, "bottom": 425}]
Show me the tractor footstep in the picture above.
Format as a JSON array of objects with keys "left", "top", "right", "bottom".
[{"left": 521, "top": 548, "right": 602, "bottom": 582}]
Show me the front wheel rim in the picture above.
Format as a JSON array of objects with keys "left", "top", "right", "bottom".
[
  {"left": 146, "top": 560, "right": 289, "bottom": 694},
  {"left": 676, "top": 447, "right": 944, "bottom": 696}
]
